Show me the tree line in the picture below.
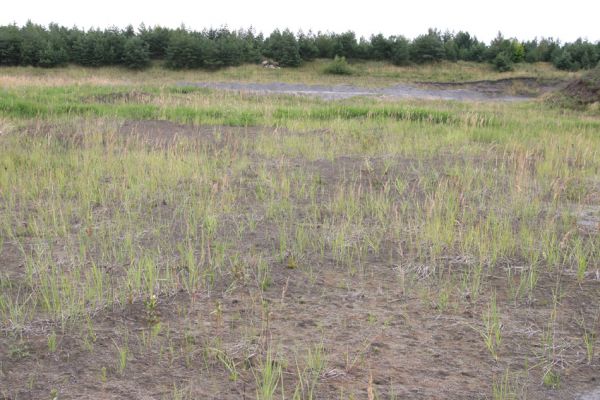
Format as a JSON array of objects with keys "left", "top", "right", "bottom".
[{"left": 1, "top": 22, "right": 599, "bottom": 72}]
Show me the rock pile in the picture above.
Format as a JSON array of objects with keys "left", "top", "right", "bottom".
[{"left": 261, "top": 60, "right": 281, "bottom": 69}]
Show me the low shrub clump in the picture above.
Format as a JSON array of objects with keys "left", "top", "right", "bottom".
[
  {"left": 492, "top": 52, "right": 514, "bottom": 72},
  {"left": 323, "top": 56, "right": 354, "bottom": 75}
]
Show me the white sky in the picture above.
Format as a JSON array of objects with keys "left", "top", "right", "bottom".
[{"left": 3, "top": 0, "right": 600, "bottom": 43}]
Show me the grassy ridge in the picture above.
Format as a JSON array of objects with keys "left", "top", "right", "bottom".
[
  {"left": 0, "top": 61, "right": 575, "bottom": 88},
  {"left": 0, "top": 86, "right": 498, "bottom": 127}
]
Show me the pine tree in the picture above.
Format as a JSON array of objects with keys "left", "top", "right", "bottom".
[
  {"left": 410, "top": 29, "right": 445, "bottom": 63},
  {"left": 390, "top": 36, "right": 410, "bottom": 66},
  {"left": 263, "top": 29, "right": 301, "bottom": 67},
  {"left": 122, "top": 37, "right": 150, "bottom": 69}
]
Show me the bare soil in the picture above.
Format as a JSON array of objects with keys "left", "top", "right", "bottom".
[
  {"left": 1, "top": 120, "right": 599, "bottom": 400},
  {"left": 557, "top": 71, "right": 600, "bottom": 107},
  {"left": 179, "top": 78, "right": 563, "bottom": 101}
]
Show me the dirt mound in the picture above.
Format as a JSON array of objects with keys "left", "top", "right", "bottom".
[
  {"left": 548, "top": 66, "right": 600, "bottom": 108},
  {"left": 421, "top": 77, "right": 562, "bottom": 97}
]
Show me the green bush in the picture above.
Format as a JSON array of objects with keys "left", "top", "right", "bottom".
[
  {"left": 263, "top": 29, "right": 301, "bottom": 67},
  {"left": 369, "top": 34, "right": 392, "bottom": 60},
  {"left": 239, "top": 29, "right": 263, "bottom": 64},
  {"left": 455, "top": 31, "right": 486, "bottom": 62},
  {"left": 323, "top": 56, "right": 354, "bottom": 75},
  {"left": 332, "top": 31, "right": 359, "bottom": 59},
  {"left": 410, "top": 29, "right": 445, "bottom": 63},
  {"left": 553, "top": 50, "right": 577, "bottom": 71},
  {"left": 72, "top": 29, "right": 127, "bottom": 67},
  {"left": 510, "top": 40, "right": 525, "bottom": 63},
  {"left": 314, "top": 33, "right": 335, "bottom": 58},
  {"left": 164, "top": 32, "right": 205, "bottom": 69},
  {"left": 559, "top": 39, "right": 599, "bottom": 70},
  {"left": 1, "top": 22, "right": 599, "bottom": 70},
  {"left": 122, "top": 37, "right": 150, "bottom": 69},
  {"left": 493, "top": 52, "right": 514, "bottom": 72},
  {"left": 72, "top": 33, "right": 102, "bottom": 66},
  {"left": 298, "top": 32, "right": 318, "bottom": 60},
  {"left": 0, "top": 25, "right": 22, "bottom": 65},
  {"left": 38, "top": 42, "right": 68, "bottom": 68},
  {"left": 138, "top": 25, "right": 171, "bottom": 58},
  {"left": 192, "top": 29, "right": 246, "bottom": 69},
  {"left": 390, "top": 36, "right": 410, "bottom": 66}
]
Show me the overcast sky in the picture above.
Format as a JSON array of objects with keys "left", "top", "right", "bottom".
[{"left": 3, "top": 0, "right": 600, "bottom": 43}]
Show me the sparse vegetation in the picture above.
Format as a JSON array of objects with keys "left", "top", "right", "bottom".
[{"left": 0, "top": 60, "right": 599, "bottom": 399}]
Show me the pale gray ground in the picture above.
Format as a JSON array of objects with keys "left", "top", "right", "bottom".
[
  {"left": 579, "top": 388, "right": 600, "bottom": 400},
  {"left": 177, "top": 78, "right": 560, "bottom": 101}
]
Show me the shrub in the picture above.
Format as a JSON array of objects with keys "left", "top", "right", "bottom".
[
  {"left": 201, "top": 39, "right": 223, "bottom": 70},
  {"left": 486, "top": 32, "right": 510, "bottom": 61},
  {"left": 165, "top": 32, "right": 205, "bottom": 69},
  {"left": 444, "top": 39, "right": 459, "bottom": 61},
  {"left": 122, "top": 37, "right": 150, "bottom": 69},
  {"left": 138, "top": 25, "right": 172, "bottom": 59},
  {"left": 98, "top": 28, "right": 127, "bottom": 65},
  {"left": 38, "top": 42, "right": 68, "bottom": 67},
  {"left": 493, "top": 52, "right": 514, "bottom": 72},
  {"left": 354, "top": 38, "right": 371, "bottom": 59},
  {"left": 72, "top": 33, "right": 102, "bottom": 67},
  {"left": 0, "top": 25, "right": 22, "bottom": 65},
  {"left": 369, "top": 34, "right": 392, "bottom": 60},
  {"left": 263, "top": 29, "right": 301, "bottom": 67},
  {"left": 441, "top": 31, "right": 458, "bottom": 61},
  {"left": 390, "top": 36, "right": 410, "bottom": 66},
  {"left": 553, "top": 50, "right": 577, "bottom": 71},
  {"left": 208, "top": 30, "right": 243, "bottom": 68},
  {"left": 487, "top": 33, "right": 525, "bottom": 64},
  {"left": 298, "top": 32, "right": 318, "bottom": 61},
  {"left": 71, "top": 29, "right": 127, "bottom": 67},
  {"left": 332, "top": 31, "right": 358, "bottom": 59},
  {"left": 19, "top": 23, "right": 46, "bottom": 66},
  {"left": 410, "top": 29, "right": 445, "bottom": 63},
  {"left": 464, "top": 42, "right": 487, "bottom": 62},
  {"left": 2, "top": 22, "right": 599, "bottom": 72},
  {"left": 323, "top": 56, "right": 354, "bottom": 75},
  {"left": 523, "top": 39, "right": 547, "bottom": 63},
  {"left": 454, "top": 31, "right": 487, "bottom": 62},
  {"left": 562, "top": 39, "right": 599, "bottom": 70},
  {"left": 510, "top": 40, "right": 525, "bottom": 63},
  {"left": 314, "top": 33, "right": 336, "bottom": 58},
  {"left": 239, "top": 29, "right": 263, "bottom": 64}
]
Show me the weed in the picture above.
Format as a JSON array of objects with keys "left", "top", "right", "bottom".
[
  {"left": 491, "top": 368, "right": 526, "bottom": 400},
  {"left": 542, "top": 368, "right": 560, "bottom": 389},
  {"left": 113, "top": 339, "right": 129, "bottom": 375},
  {"left": 47, "top": 331, "right": 57, "bottom": 353},
  {"left": 480, "top": 292, "right": 502, "bottom": 360},
  {"left": 254, "top": 349, "right": 282, "bottom": 400},
  {"left": 1, "top": 62, "right": 598, "bottom": 398},
  {"left": 212, "top": 348, "right": 239, "bottom": 382},
  {"left": 144, "top": 294, "right": 159, "bottom": 325}
]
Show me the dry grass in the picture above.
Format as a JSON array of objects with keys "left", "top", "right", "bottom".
[
  {"left": 0, "top": 65, "right": 599, "bottom": 400},
  {"left": 0, "top": 60, "right": 577, "bottom": 88}
]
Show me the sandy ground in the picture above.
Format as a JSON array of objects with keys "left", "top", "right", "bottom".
[
  {"left": 2, "top": 119, "right": 599, "bottom": 399},
  {"left": 178, "top": 78, "right": 560, "bottom": 101}
]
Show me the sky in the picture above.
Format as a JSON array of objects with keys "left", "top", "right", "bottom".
[{"left": 2, "top": 0, "right": 600, "bottom": 43}]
